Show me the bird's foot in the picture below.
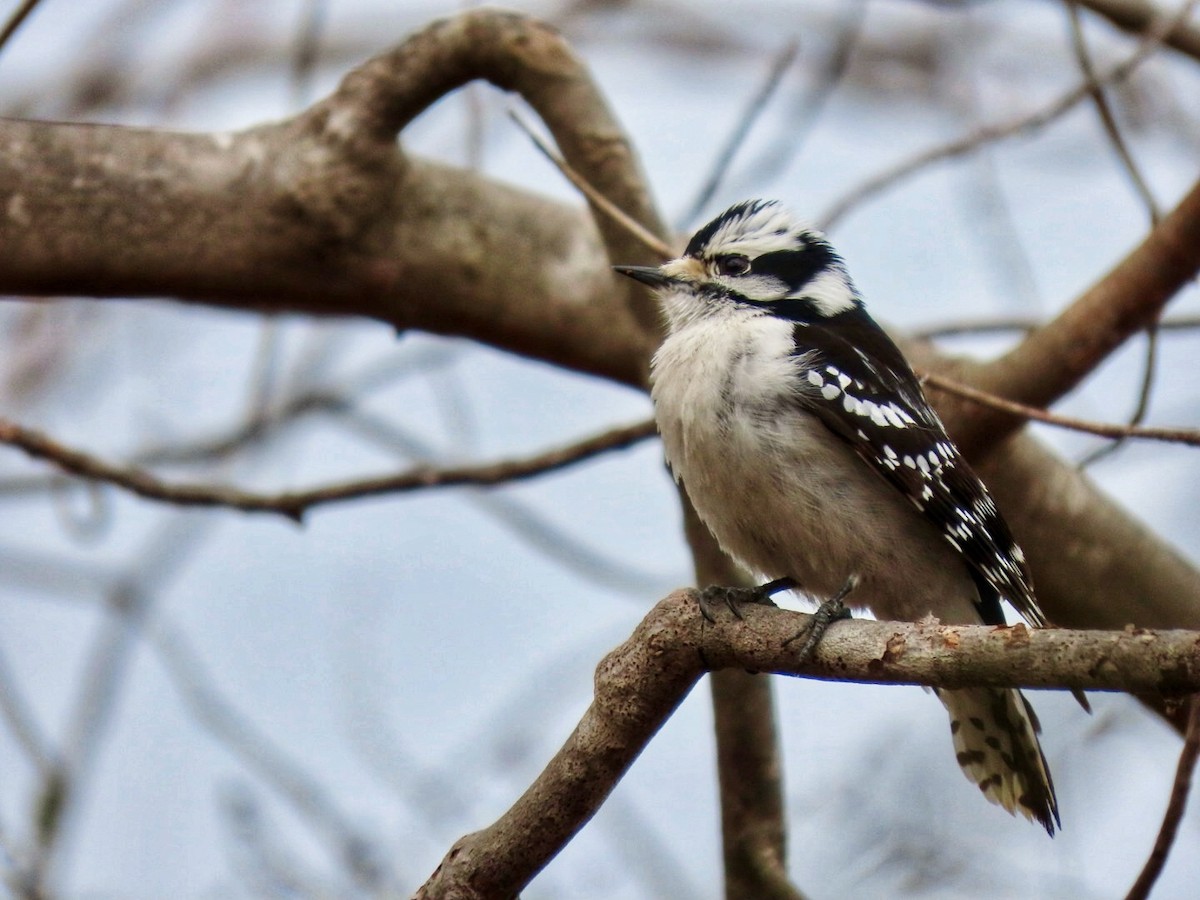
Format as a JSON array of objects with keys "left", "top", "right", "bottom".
[
  {"left": 697, "top": 576, "right": 798, "bottom": 623},
  {"left": 783, "top": 573, "right": 858, "bottom": 663}
]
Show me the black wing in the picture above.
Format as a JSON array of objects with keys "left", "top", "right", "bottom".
[{"left": 790, "top": 309, "right": 1044, "bottom": 628}]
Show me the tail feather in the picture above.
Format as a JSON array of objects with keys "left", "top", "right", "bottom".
[{"left": 937, "top": 687, "right": 1059, "bottom": 836}]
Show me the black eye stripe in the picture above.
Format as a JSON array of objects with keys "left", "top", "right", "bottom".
[{"left": 750, "top": 245, "right": 834, "bottom": 293}]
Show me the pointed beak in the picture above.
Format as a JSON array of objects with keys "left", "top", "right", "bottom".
[{"left": 613, "top": 265, "right": 678, "bottom": 290}]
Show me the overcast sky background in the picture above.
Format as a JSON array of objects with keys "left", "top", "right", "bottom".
[{"left": 1, "top": 1, "right": 1200, "bottom": 897}]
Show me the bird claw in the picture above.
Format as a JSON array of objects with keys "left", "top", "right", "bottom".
[
  {"left": 783, "top": 574, "right": 858, "bottom": 662},
  {"left": 697, "top": 577, "right": 797, "bottom": 623}
]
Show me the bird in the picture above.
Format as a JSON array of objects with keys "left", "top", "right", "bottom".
[{"left": 614, "top": 199, "right": 1059, "bottom": 835}]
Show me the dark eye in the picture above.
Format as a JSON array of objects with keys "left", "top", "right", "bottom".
[{"left": 715, "top": 254, "right": 751, "bottom": 277}]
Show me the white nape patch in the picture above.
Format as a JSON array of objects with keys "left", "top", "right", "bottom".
[
  {"left": 790, "top": 268, "right": 858, "bottom": 317},
  {"left": 704, "top": 201, "right": 814, "bottom": 258}
]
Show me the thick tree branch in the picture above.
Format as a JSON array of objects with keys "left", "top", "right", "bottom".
[
  {"left": 0, "top": 21, "right": 658, "bottom": 387},
  {"left": 681, "top": 497, "right": 804, "bottom": 900},
  {"left": 325, "top": 8, "right": 667, "bottom": 341},
  {"left": 417, "top": 590, "right": 1200, "bottom": 897},
  {"left": 1075, "top": 0, "right": 1200, "bottom": 61}
]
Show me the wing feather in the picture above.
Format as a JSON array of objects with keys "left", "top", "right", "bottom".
[{"left": 789, "top": 312, "right": 1045, "bottom": 628}]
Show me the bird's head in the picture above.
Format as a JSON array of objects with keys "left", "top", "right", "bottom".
[{"left": 615, "top": 199, "right": 861, "bottom": 331}]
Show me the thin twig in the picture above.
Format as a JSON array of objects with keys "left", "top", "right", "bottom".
[
  {"left": 681, "top": 37, "right": 800, "bottom": 227},
  {"left": 1078, "top": 323, "right": 1161, "bottom": 466},
  {"left": 819, "top": 0, "right": 1199, "bottom": 229},
  {"left": 1067, "top": 0, "right": 1163, "bottom": 224},
  {"left": 149, "top": 619, "right": 386, "bottom": 890},
  {"left": 1125, "top": 695, "right": 1200, "bottom": 900},
  {"left": 0, "top": 0, "right": 42, "bottom": 57},
  {"left": 920, "top": 371, "right": 1200, "bottom": 446},
  {"left": 914, "top": 313, "right": 1200, "bottom": 340},
  {"left": 728, "top": 0, "right": 864, "bottom": 204},
  {"left": 507, "top": 108, "right": 675, "bottom": 259},
  {"left": 0, "top": 641, "right": 54, "bottom": 774},
  {"left": 0, "top": 416, "right": 658, "bottom": 521},
  {"left": 289, "top": 0, "right": 329, "bottom": 109},
  {"left": 1066, "top": 0, "right": 1165, "bottom": 468}
]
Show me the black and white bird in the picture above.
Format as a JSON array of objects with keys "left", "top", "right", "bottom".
[{"left": 615, "top": 199, "right": 1059, "bottom": 835}]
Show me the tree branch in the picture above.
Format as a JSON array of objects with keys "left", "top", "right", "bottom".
[
  {"left": 920, "top": 371, "right": 1200, "bottom": 447},
  {"left": 680, "top": 495, "right": 805, "bottom": 900},
  {"left": 1075, "top": 0, "right": 1200, "bottom": 61},
  {"left": 326, "top": 8, "right": 667, "bottom": 340},
  {"left": 819, "top": 0, "right": 1197, "bottom": 230},
  {"left": 926, "top": 173, "right": 1200, "bottom": 458},
  {"left": 1126, "top": 695, "right": 1200, "bottom": 900},
  {"left": 0, "top": 415, "right": 656, "bottom": 521},
  {"left": 417, "top": 590, "right": 1200, "bottom": 897}
]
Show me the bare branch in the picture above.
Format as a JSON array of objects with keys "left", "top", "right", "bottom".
[
  {"left": 677, "top": 496, "right": 805, "bottom": 900},
  {"left": 417, "top": 590, "right": 1200, "bottom": 897},
  {"left": 0, "top": 415, "right": 657, "bottom": 520},
  {"left": 1075, "top": 0, "right": 1200, "bottom": 61},
  {"left": 920, "top": 371, "right": 1200, "bottom": 446},
  {"left": 327, "top": 8, "right": 669, "bottom": 336},
  {"left": 508, "top": 109, "right": 675, "bottom": 259},
  {"left": 1066, "top": 0, "right": 1166, "bottom": 468},
  {"left": 819, "top": 0, "right": 1198, "bottom": 230},
  {"left": 1067, "top": 0, "right": 1163, "bottom": 224},
  {"left": 0, "top": 0, "right": 42, "bottom": 58},
  {"left": 940, "top": 172, "right": 1200, "bottom": 457},
  {"left": 915, "top": 313, "right": 1200, "bottom": 340},
  {"left": 1126, "top": 696, "right": 1200, "bottom": 900},
  {"left": 682, "top": 37, "right": 800, "bottom": 227}
]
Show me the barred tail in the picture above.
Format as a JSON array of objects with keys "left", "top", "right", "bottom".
[{"left": 937, "top": 687, "right": 1059, "bottom": 836}]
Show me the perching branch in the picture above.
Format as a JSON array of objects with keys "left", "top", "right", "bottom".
[{"left": 417, "top": 590, "right": 1200, "bottom": 897}]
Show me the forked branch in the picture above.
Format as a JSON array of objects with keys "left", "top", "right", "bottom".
[{"left": 417, "top": 590, "right": 1200, "bottom": 897}]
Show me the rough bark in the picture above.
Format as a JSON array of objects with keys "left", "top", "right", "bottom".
[{"left": 416, "top": 591, "right": 1200, "bottom": 897}]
